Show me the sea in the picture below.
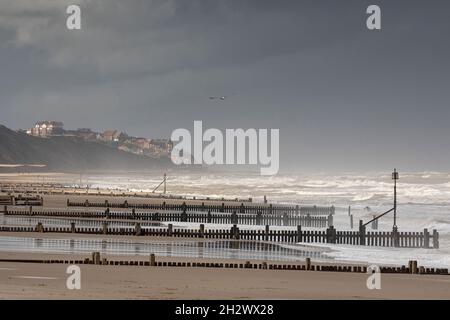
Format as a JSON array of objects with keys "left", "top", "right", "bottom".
[{"left": 2, "top": 170, "right": 449, "bottom": 268}]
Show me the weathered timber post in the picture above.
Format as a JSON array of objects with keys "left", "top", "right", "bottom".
[
  {"left": 36, "top": 222, "right": 44, "bottom": 233},
  {"left": 359, "top": 220, "right": 366, "bottom": 246},
  {"left": 297, "top": 225, "right": 302, "bottom": 242},
  {"left": 231, "top": 211, "right": 238, "bottom": 225},
  {"left": 423, "top": 228, "right": 430, "bottom": 248},
  {"left": 102, "top": 222, "right": 108, "bottom": 235},
  {"left": 392, "top": 227, "right": 400, "bottom": 247},
  {"left": 232, "top": 224, "right": 240, "bottom": 240},
  {"left": 240, "top": 203, "right": 245, "bottom": 213},
  {"left": 264, "top": 195, "right": 267, "bottom": 204},
  {"left": 409, "top": 260, "right": 418, "bottom": 274},
  {"left": 220, "top": 202, "right": 225, "bottom": 213},
  {"left": 168, "top": 224, "right": 173, "bottom": 236},
  {"left": 181, "top": 208, "right": 187, "bottom": 222},
  {"left": 433, "top": 229, "right": 439, "bottom": 249},
  {"left": 150, "top": 254, "right": 156, "bottom": 266},
  {"left": 269, "top": 204, "right": 273, "bottom": 214},
  {"left": 29, "top": 205, "right": 33, "bottom": 216},
  {"left": 105, "top": 208, "right": 110, "bottom": 219},
  {"left": 71, "top": 222, "right": 76, "bottom": 233},
  {"left": 207, "top": 211, "right": 212, "bottom": 223},
  {"left": 348, "top": 205, "right": 351, "bottom": 216},
  {"left": 3, "top": 205, "right": 7, "bottom": 214},
  {"left": 350, "top": 214, "right": 354, "bottom": 229},
  {"left": 199, "top": 224, "right": 205, "bottom": 238},
  {"left": 256, "top": 211, "right": 262, "bottom": 225},
  {"left": 67, "top": 199, "right": 70, "bottom": 206},
  {"left": 306, "top": 257, "right": 311, "bottom": 271},
  {"left": 326, "top": 226, "right": 336, "bottom": 244},
  {"left": 105, "top": 200, "right": 109, "bottom": 207},
  {"left": 92, "top": 252, "right": 101, "bottom": 265},
  {"left": 132, "top": 208, "right": 136, "bottom": 220},
  {"left": 265, "top": 225, "right": 269, "bottom": 241},
  {"left": 327, "top": 214, "right": 333, "bottom": 227},
  {"left": 201, "top": 202, "right": 205, "bottom": 212},
  {"left": 283, "top": 212, "right": 289, "bottom": 226},
  {"left": 295, "top": 205, "right": 299, "bottom": 215},
  {"left": 135, "top": 223, "right": 141, "bottom": 236}
]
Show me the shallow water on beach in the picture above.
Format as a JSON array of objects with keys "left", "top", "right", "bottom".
[
  {"left": 0, "top": 236, "right": 331, "bottom": 262},
  {"left": 0, "top": 215, "right": 162, "bottom": 229}
]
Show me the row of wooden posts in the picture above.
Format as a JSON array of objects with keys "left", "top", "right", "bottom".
[
  {"left": 0, "top": 254, "right": 447, "bottom": 275},
  {"left": 4, "top": 206, "right": 331, "bottom": 228},
  {"left": 0, "top": 185, "right": 253, "bottom": 203},
  {"left": 1, "top": 221, "right": 439, "bottom": 249},
  {"left": 0, "top": 195, "right": 43, "bottom": 206},
  {"left": 67, "top": 199, "right": 335, "bottom": 216}
]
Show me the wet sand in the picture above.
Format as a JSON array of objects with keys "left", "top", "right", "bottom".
[{"left": 1, "top": 260, "right": 450, "bottom": 299}]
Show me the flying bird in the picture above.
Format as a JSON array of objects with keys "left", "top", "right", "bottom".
[{"left": 209, "top": 96, "right": 226, "bottom": 100}]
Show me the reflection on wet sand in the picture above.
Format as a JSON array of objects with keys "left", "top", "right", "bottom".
[{"left": 0, "top": 236, "right": 331, "bottom": 262}]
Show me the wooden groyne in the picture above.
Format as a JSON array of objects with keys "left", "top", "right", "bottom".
[
  {"left": 0, "top": 183, "right": 253, "bottom": 203},
  {"left": 0, "top": 222, "right": 439, "bottom": 249},
  {"left": 66, "top": 199, "right": 335, "bottom": 216},
  {"left": 0, "top": 195, "right": 43, "bottom": 206},
  {"left": 4, "top": 207, "right": 331, "bottom": 228},
  {"left": 0, "top": 254, "right": 447, "bottom": 276}
]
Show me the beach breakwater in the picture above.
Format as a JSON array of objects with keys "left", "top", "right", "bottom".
[{"left": 0, "top": 222, "right": 439, "bottom": 249}]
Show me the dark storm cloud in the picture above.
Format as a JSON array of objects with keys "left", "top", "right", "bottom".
[{"left": 0, "top": 0, "right": 449, "bottom": 172}]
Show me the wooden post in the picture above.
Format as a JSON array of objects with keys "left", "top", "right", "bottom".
[
  {"left": 3, "top": 205, "right": 7, "bottom": 214},
  {"left": 71, "top": 222, "right": 76, "bottom": 233},
  {"left": 150, "top": 254, "right": 156, "bottom": 266},
  {"left": 36, "top": 222, "right": 44, "bottom": 233},
  {"left": 423, "top": 228, "right": 430, "bottom": 248},
  {"left": 199, "top": 224, "right": 205, "bottom": 238},
  {"left": 433, "top": 229, "right": 439, "bottom": 249},
  {"left": 326, "top": 226, "right": 336, "bottom": 244},
  {"left": 264, "top": 195, "right": 267, "bottom": 204},
  {"left": 168, "top": 224, "right": 173, "bottom": 236},
  {"left": 359, "top": 220, "right": 366, "bottom": 246},
  {"left": 350, "top": 214, "right": 353, "bottom": 229},
  {"left": 409, "top": 260, "right": 418, "bottom": 274},
  {"left": 29, "top": 205, "right": 33, "bottom": 216},
  {"left": 297, "top": 225, "right": 302, "bottom": 242},
  {"left": 92, "top": 252, "right": 101, "bottom": 265},
  {"left": 231, "top": 211, "right": 238, "bottom": 225},
  {"left": 135, "top": 223, "right": 141, "bottom": 236},
  {"left": 256, "top": 211, "right": 262, "bottom": 225},
  {"left": 283, "top": 212, "right": 289, "bottom": 226},
  {"left": 327, "top": 214, "right": 333, "bottom": 227},
  {"left": 265, "top": 225, "right": 269, "bottom": 241},
  {"left": 392, "top": 227, "right": 400, "bottom": 247},
  {"left": 102, "top": 222, "right": 108, "bottom": 235},
  {"left": 306, "top": 258, "right": 311, "bottom": 271}
]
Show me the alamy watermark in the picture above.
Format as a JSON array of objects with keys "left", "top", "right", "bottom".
[
  {"left": 171, "top": 121, "right": 279, "bottom": 175},
  {"left": 366, "top": 265, "right": 381, "bottom": 290},
  {"left": 66, "top": 265, "right": 81, "bottom": 290}
]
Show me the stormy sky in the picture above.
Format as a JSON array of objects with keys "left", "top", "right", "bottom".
[{"left": 0, "top": 0, "right": 449, "bottom": 172}]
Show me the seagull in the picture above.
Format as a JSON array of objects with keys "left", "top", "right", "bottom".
[{"left": 209, "top": 96, "right": 226, "bottom": 100}]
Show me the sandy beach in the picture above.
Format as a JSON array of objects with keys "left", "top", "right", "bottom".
[{"left": 1, "top": 259, "right": 450, "bottom": 299}]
